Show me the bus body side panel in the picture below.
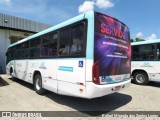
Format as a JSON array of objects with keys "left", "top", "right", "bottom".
[
  {"left": 57, "top": 58, "right": 86, "bottom": 98},
  {"left": 39, "top": 60, "right": 58, "bottom": 93},
  {"left": 6, "top": 61, "right": 13, "bottom": 75},
  {"left": 18, "top": 60, "right": 29, "bottom": 82},
  {"left": 9, "top": 61, "right": 17, "bottom": 78},
  {"left": 6, "top": 59, "right": 59, "bottom": 94},
  {"left": 6, "top": 59, "right": 30, "bottom": 82},
  {"left": 132, "top": 61, "right": 160, "bottom": 82},
  {"left": 6, "top": 65, "right": 10, "bottom": 75},
  {"left": 11, "top": 60, "right": 28, "bottom": 81},
  {"left": 28, "top": 60, "right": 58, "bottom": 93},
  {"left": 151, "top": 61, "right": 160, "bottom": 82},
  {"left": 14, "top": 60, "right": 21, "bottom": 79}
]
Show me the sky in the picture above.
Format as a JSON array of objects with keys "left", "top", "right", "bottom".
[{"left": 0, "top": 0, "right": 160, "bottom": 40}]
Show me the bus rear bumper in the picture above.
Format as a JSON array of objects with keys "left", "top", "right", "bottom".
[{"left": 86, "top": 79, "right": 131, "bottom": 99}]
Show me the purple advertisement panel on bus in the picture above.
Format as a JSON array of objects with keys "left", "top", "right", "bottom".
[{"left": 94, "top": 13, "right": 131, "bottom": 83}]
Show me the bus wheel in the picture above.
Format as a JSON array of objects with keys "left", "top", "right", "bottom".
[
  {"left": 133, "top": 72, "right": 149, "bottom": 85},
  {"left": 34, "top": 74, "right": 46, "bottom": 94}
]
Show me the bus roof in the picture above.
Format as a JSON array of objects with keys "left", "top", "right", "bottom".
[
  {"left": 131, "top": 39, "right": 160, "bottom": 46},
  {"left": 8, "top": 11, "right": 129, "bottom": 48},
  {"left": 8, "top": 11, "right": 93, "bottom": 48}
]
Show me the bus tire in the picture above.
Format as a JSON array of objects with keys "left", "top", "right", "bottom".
[
  {"left": 133, "top": 72, "right": 149, "bottom": 85},
  {"left": 34, "top": 74, "right": 46, "bottom": 94}
]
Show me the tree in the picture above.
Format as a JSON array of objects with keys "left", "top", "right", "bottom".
[
  {"left": 130, "top": 39, "right": 134, "bottom": 42},
  {"left": 135, "top": 38, "right": 145, "bottom": 42}
]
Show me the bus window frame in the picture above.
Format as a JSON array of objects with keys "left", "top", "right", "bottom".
[
  {"left": 57, "top": 19, "right": 88, "bottom": 58},
  {"left": 7, "top": 19, "right": 88, "bottom": 60},
  {"left": 41, "top": 32, "right": 58, "bottom": 58}
]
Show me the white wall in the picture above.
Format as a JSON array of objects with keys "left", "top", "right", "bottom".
[
  {"left": 0, "top": 29, "right": 10, "bottom": 73},
  {"left": 0, "top": 29, "right": 33, "bottom": 73}
]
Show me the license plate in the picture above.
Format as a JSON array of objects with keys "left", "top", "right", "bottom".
[{"left": 115, "top": 86, "right": 121, "bottom": 91}]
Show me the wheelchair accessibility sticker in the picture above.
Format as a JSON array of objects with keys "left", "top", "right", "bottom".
[{"left": 79, "top": 61, "right": 83, "bottom": 67}]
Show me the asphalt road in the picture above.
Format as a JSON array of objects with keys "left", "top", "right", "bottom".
[{"left": 0, "top": 74, "right": 160, "bottom": 120}]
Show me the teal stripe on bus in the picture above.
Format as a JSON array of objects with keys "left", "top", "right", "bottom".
[
  {"left": 85, "top": 11, "right": 94, "bottom": 60},
  {"left": 131, "top": 39, "right": 160, "bottom": 46}
]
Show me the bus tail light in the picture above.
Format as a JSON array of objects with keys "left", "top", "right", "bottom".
[{"left": 92, "top": 61, "right": 100, "bottom": 84}]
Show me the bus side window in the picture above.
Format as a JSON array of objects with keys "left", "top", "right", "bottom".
[
  {"left": 132, "top": 46, "right": 139, "bottom": 60},
  {"left": 6, "top": 49, "right": 10, "bottom": 64},
  {"left": 41, "top": 33, "right": 58, "bottom": 58},
  {"left": 59, "top": 29, "right": 70, "bottom": 56},
  {"left": 132, "top": 45, "right": 155, "bottom": 60},
  {"left": 15, "top": 44, "right": 21, "bottom": 59},
  {"left": 21, "top": 41, "right": 29, "bottom": 59},
  {"left": 139, "top": 45, "right": 155, "bottom": 60},
  {"left": 49, "top": 33, "right": 58, "bottom": 57},
  {"left": 41, "top": 35, "right": 51, "bottom": 57},
  {"left": 70, "top": 24, "right": 84, "bottom": 55},
  {"left": 156, "top": 44, "right": 160, "bottom": 59},
  {"left": 7, "top": 47, "right": 15, "bottom": 62},
  {"left": 29, "top": 38, "right": 41, "bottom": 58}
]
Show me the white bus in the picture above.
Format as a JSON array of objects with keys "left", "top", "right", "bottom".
[
  {"left": 6, "top": 11, "right": 131, "bottom": 99},
  {"left": 132, "top": 39, "right": 160, "bottom": 85}
]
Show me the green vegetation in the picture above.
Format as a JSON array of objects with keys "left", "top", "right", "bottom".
[{"left": 130, "top": 38, "right": 145, "bottom": 42}]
